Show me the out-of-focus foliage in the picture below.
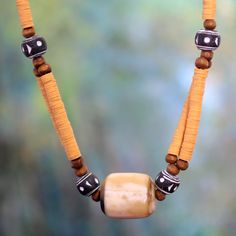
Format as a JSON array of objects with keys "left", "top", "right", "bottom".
[{"left": 0, "top": 0, "right": 236, "bottom": 235}]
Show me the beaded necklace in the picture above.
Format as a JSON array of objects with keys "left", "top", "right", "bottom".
[{"left": 16, "top": 0, "right": 220, "bottom": 219}]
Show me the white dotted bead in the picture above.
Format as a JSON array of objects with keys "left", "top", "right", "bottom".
[
  {"left": 37, "top": 41, "right": 43, "bottom": 47},
  {"left": 160, "top": 178, "right": 165, "bottom": 183},
  {"left": 204, "top": 37, "right": 211, "bottom": 44},
  {"left": 79, "top": 187, "right": 85, "bottom": 192}
]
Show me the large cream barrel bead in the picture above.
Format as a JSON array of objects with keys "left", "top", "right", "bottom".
[{"left": 100, "top": 173, "right": 156, "bottom": 219}]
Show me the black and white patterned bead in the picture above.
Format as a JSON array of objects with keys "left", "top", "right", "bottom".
[
  {"left": 76, "top": 172, "right": 100, "bottom": 196},
  {"left": 195, "top": 29, "right": 220, "bottom": 51},
  {"left": 21, "top": 35, "right": 47, "bottom": 59},
  {"left": 155, "top": 170, "right": 180, "bottom": 195}
]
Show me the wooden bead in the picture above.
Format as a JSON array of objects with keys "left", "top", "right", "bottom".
[
  {"left": 92, "top": 190, "right": 100, "bottom": 202},
  {"left": 155, "top": 190, "right": 166, "bottom": 201},
  {"left": 165, "top": 154, "right": 177, "bottom": 164},
  {"left": 37, "top": 64, "right": 52, "bottom": 76},
  {"left": 71, "top": 156, "right": 84, "bottom": 169},
  {"left": 195, "top": 57, "right": 210, "bottom": 69},
  {"left": 208, "top": 60, "right": 212, "bottom": 69},
  {"left": 204, "top": 19, "right": 216, "bottom": 30},
  {"left": 100, "top": 173, "right": 156, "bottom": 219},
  {"left": 75, "top": 165, "right": 89, "bottom": 177},
  {"left": 201, "top": 51, "right": 214, "bottom": 61},
  {"left": 33, "top": 67, "right": 41, "bottom": 77},
  {"left": 22, "top": 27, "right": 35, "bottom": 38},
  {"left": 33, "top": 57, "right": 46, "bottom": 69},
  {"left": 166, "top": 164, "right": 180, "bottom": 176},
  {"left": 176, "top": 159, "right": 189, "bottom": 171}
]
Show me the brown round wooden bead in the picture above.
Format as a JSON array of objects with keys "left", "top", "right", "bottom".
[
  {"left": 33, "top": 57, "right": 46, "bottom": 69},
  {"left": 166, "top": 164, "right": 180, "bottom": 176},
  {"left": 37, "top": 64, "right": 52, "bottom": 76},
  {"left": 165, "top": 154, "right": 178, "bottom": 164},
  {"left": 92, "top": 190, "right": 100, "bottom": 202},
  {"left": 208, "top": 60, "right": 212, "bottom": 69},
  {"left": 33, "top": 67, "right": 41, "bottom": 77},
  {"left": 155, "top": 190, "right": 166, "bottom": 201},
  {"left": 22, "top": 27, "right": 36, "bottom": 38},
  {"left": 75, "top": 165, "right": 89, "bottom": 177},
  {"left": 71, "top": 156, "right": 84, "bottom": 169},
  {"left": 201, "top": 51, "right": 214, "bottom": 61},
  {"left": 176, "top": 159, "right": 189, "bottom": 171},
  {"left": 195, "top": 57, "right": 210, "bottom": 69},
  {"left": 204, "top": 19, "right": 216, "bottom": 30}
]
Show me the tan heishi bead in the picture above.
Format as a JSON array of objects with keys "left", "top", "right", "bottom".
[{"left": 100, "top": 173, "right": 156, "bottom": 219}]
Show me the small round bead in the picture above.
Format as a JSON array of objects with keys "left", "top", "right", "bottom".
[
  {"left": 33, "top": 56, "right": 46, "bottom": 69},
  {"left": 92, "top": 190, "right": 100, "bottom": 202},
  {"left": 208, "top": 60, "right": 212, "bottom": 69},
  {"left": 75, "top": 165, "right": 89, "bottom": 177},
  {"left": 201, "top": 50, "right": 214, "bottom": 61},
  {"left": 176, "top": 159, "right": 189, "bottom": 171},
  {"left": 166, "top": 164, "right": 180, "bottom": 176},
  {"left": 22, "top": 27, "right": 35, "bottom": 38},
  {"left": 76, "top": 172, "right": 100, "bottom": 196},
  {"left": 71, "top": 156, "right": 84, "bottom": 169},
  {"left": 37, "top": 64, "right": 52, "bottom": 76},
  {"left": 155, "top": 190, "right": 166, "bottom": 201},
  {"left": 165, "top": 154, "right": 178, "bottom": 164},
  {"left": 204, "top": 19, "right": 216, "bottom": 30},
  {"left": 155, "top": 170, "right": 180, "bottom": 195},
  {"left": 33, "top": 67, "right": 41, "bottom": 77},
  {"left": 195, "top": 57, "right": 210, "bottom": 69}
]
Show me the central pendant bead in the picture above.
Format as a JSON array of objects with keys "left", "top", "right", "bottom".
[{"left": 100, "top": 173, "right": 156, "bottom": 219}]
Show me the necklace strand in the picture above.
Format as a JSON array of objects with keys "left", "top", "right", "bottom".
[{"left": 16, "top": 0, "right": 220, "bottom": 218}]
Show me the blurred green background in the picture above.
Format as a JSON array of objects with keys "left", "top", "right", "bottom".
[{"left": 1, "top": 0, "right": 236, "bottom": 235}]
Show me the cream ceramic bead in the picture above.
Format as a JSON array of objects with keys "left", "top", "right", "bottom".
[{"left": 100, "top": 173, "right": 156, "bottom": 219}]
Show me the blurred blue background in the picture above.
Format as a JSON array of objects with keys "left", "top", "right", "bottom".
[{"left": 1, "top": 0, "right": 236, "bottom": 235}]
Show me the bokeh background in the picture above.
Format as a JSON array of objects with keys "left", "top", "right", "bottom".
[{"left": 1, "top": 0, "right": 236, "bottom": 235}]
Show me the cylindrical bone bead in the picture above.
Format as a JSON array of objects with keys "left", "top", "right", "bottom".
[{"left": 100, "top": 173, "right": 156, "bottom": 219}]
